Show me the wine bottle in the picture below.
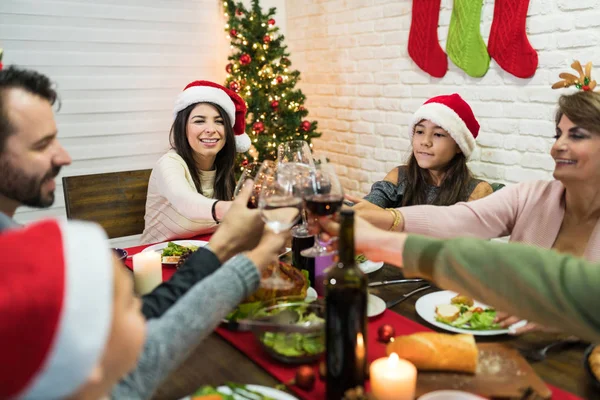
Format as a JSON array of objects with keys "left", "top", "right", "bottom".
[{"left": 325, "top": 209, "right": 368, "bottom": 400}]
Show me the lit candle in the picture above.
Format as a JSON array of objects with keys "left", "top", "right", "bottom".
[
  {"left": 370, "top": 353, "right": 417, "bottom": 400},
  {"left": 355, "top": 332, "right": 366, "bottom": 375},
  {"left": 133, "top": 252, "right": 162, "bottom": 295}
]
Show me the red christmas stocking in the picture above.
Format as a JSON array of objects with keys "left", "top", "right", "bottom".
[
  {"left": 408, "top": 0, "right": 447, "bottom": 78},
  {"left": 488, "top": 0, "right": 538, "bottom": 78}
]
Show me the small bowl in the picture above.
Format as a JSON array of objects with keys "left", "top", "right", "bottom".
[
  {"left": 112, "top": 248, "right": 128, "bottom": 262},
  {"left": 583, "top": 344, "right": 600, "bottom": 389},
  {"left": 248, "top": 296, "right": 325, "bottom": 364}
]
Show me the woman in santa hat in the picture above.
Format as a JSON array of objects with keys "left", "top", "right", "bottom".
[
  {"left": 350, "top": 93, "right": 492, "bottom": 215},
  {"left": 141, "top": 80, "right": 251, "bottom": 244}
]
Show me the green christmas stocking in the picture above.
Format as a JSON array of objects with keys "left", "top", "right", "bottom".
[{"left": 446, "top": 0, "right": 490, "bottom": 77}]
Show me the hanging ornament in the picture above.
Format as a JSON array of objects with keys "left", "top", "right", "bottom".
[
  {"left": 268, "top": 18, "right": 276, "bottom": 26},
  {"left": 239, "top": 54, "right": 252, "bottom": 65},
  {"left": 228, "top": 81, "right": 240, "bottom": 92},
  {"left": 229, "top": 29, "right": 238, "bottom": 38},
  {"left": 300, "top": 120, "right": 311, "bottom": 132},
  {"left": 225, "top": 63, "right": 234, "bottom": 74},
  {"left": 236, "top": 8, "right": 243, "bottom": 16},
  {"left": 281, "top": 57, "right": 290, "bottom": 66},
  {"left": 298, "top": 105, "right": 305, "bottom": 111},
  {"left": 253, "top": 121, "right": 265, "bottom": 133},
  {"left": 276, "top": 76, "right": 283, "bottom": 84},
  {"left": 263, "top": 35, "right": 272, "bottom": 44},
  {"left": 270, "top": 100, "right": 279, "bottom": 109},
  {"left": 241, "top": 159, "right": 249, "bottom": 167}
]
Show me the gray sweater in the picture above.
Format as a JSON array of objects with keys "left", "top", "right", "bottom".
[{"left": 111, "top": 254, "right": 259, "bottom": 399}]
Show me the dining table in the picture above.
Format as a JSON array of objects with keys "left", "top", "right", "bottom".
[{"left": 122, "top": 236, "right": 597, "bottom": 400}]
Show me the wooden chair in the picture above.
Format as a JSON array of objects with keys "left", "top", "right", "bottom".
[{"left": 62, "top": 169, "right": 152, "bottom": 239}]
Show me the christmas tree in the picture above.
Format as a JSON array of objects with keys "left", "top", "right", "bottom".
[{"left": 223, "top": 0, "right": 320, "bottom": 166}]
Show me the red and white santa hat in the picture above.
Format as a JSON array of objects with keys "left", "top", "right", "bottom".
[
  {"left": 173, "top": 80, "right": 250, "bottom": 153},
  {"left": 0, "top": 219, "right": 113, "bottom": 399},
  {"left": 408, "top": 93, "right": 480, "bottom": 159}
]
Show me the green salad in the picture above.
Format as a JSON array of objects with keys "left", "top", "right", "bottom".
[
  {"left": 435, "top": 297, "right": 500, "bottom": 330},
  {"left": 192, "top": 383, "right": 275, "bottom": 399},
  {"left": 355, "top": 254, "right": 367, "bottom": 263},
  {"left": 161, "top": 242, "right": 199, "bottom": 257}
]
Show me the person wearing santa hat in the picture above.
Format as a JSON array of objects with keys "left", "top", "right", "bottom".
[
  {"left": 0, "top": 196, "right": 286, "bottom": 399},
  {"left": 141, "top": 80, "right": 251, "bottom": 244},
  {"left": 349, "top": 93, "right": 492, "bottom": 214}
]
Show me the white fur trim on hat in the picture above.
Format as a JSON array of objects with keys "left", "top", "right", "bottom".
[
  {"left": 409, "top": 102, "right": 477, "bottom": 159},
  {"left": 235, "top": 133, "right": 251, "bottom": 153},
  {"left": 173, "top": 86, "right": 236, "bottom": 125},
  {"left": 20, "top": 221, "right": 113, "bottom": 399}
]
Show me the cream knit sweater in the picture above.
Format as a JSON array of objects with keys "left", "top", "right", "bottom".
[{"left": 141, "top": 151, "right": 219, "bottom": 244}]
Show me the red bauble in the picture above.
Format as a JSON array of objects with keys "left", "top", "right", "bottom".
[
  {"left": 236, "top": 8, "right": 243, "bottom": 16},
  {"left": 252, "top": 121, "right": 265, "bottom": 133},
  {"left": 295, "top": 366, "right": 315, "bottom": 391},
  {"left": 270, "top": 100, "right": 279, "bottom": 109},
  {"left": 263, "top": 35, "right": 272, "bottom": 44},
  {"left": 276, "top": 76, "right": 283, "bottom": 84},
  {"left": 239, "top": 54, "right": 251, "bottom": 65},
  {"left": 225, "top": 63, "right": 233, "bottom": 73},
  {"left": 298, "top": 105, "right": 305, "bottom": 111},
  {"left": 268, "top": 18, "right": 276, "bottom": 26},
  {"left": 229, "top": 29, "right": 238, "bottom": 38},
  {"left": 228, "top": 81, "right": 240, "bottom": 92},
  {"left": 377, "top": 324, "right": 396, "bottom": 343},
  {"left": 241, "top": 159, "right": 249, "bottom": 167},
  {"left": 300, "top": 120, "right": 311, "bottom": 132}
]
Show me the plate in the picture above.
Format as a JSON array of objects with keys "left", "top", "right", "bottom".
[
  {"left": 419, "top": 390, "right": 486, "bottom": 400},
  {"left": 368, "top": 294, "right": 386, "bottom": 318},
  {"left": 141, "top": 240, "right": 208, "bottom": 264},
  {"left": 179, "top": 384, "right": 299, "bottom": 400},
  {"left": 359, "top": 259, "right": 384, "bottom": 274},
  {"left": 415, "top": 290, "right": 527, "bottom": 336}
]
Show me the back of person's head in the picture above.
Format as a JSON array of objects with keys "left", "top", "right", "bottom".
[
  {"left": 0, "top": 219, "right": 145, "bottom": 399},
  {"left": 555, "top": 90, "right": 600, "bottom": 135}
]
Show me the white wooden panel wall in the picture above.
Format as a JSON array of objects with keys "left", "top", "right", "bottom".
[{"left": 0, "top": 0, "right": 227, "bottom": 239}]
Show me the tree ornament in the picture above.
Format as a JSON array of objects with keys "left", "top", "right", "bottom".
[
  {"left": 241, "top": 159, "right": 249, "bottom": 167},
  {"left": 300, "top": 120, "right": 311, "bottom": 132},
  {"left": 236, "top": 8, "right": 243, "bottom": 16},
  {"left": 229, "top": 28, "right": 238, "bottom": 38},
  {"left": 253, "top": 121, "right": 265, "bottom": 133},
  {"left": 270, "top": 100, "right": 279, "bottom": 109},
  {"left": 263, "top": 35, "right": 271, "bottom": 44},
  {"left": 225, "top": 63, "right": 234, "bottom": 73},
  {"left": 268, "top": 18, "right": 276, "bottom": 26},
  {"left": 281, "top": 57, "right": 290, "bottom": 66},
  {"left": 298, "top": 105, "right": 305, "bottom": 111},
  {"left": 377, "top": 324, "right": 396, "bottom": 343},
  {"left": 276, "top": 76, "right": 283, "bottom": 83},
  {"left": 228, "top": 81, "right": 240, "bottom": 92},
  {"left": 239, "top": 53, "right": 252, "bottom": 65}
]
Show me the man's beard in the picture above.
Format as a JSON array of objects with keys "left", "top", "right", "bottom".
[{"left": 0, "top": 158, "right": 61, "bottom": 209}]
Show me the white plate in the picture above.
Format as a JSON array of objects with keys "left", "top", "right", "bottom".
[
  {"left": 179, "top": 384, "right": 299, "bottom": 400},
  {"left": 419, "top": 390, "right": 486, "bottom": 400},
  {"left": 368, "top": 294, "right": 386, "bottom": 318},
  {"left": 415, "top": 290, "right": 527, "bottom": 336},
  {"left": 359, "top": 259, "right": 384, "bottom": 274},
  {"left": 141, "top": 240, "right": 208, "bottom": 264}
]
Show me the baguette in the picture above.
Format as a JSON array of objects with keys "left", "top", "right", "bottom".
[{"left": 386, "top": 332, "right": 478, "bottom": 374}]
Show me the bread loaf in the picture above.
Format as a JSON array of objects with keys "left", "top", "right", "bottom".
[{"left": 386, "top": 332, "right": 478, "bottom": 374}]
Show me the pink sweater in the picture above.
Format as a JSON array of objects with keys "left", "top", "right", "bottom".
[{"left": 400, "top": 180, "right": 600, "bottom": 262}]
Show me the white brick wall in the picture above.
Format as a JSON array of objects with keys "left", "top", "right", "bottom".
[{"left": 286, "top": 0, "right": 600, "bottom": 196}]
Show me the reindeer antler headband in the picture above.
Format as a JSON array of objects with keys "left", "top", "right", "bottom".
[{"left": 552, "top": 60, "right": 597, "bottom": 91}]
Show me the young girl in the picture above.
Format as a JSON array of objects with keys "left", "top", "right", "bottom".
[
  {"left": 142, "top": 81, "right": 250, "bottom": 244},
  {"left": 355, "top": 94, "right": 492, "bottom": 213}
]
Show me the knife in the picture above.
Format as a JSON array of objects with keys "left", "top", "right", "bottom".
[
  {"left": 385, "top": 284, "right": 431, "bottom": 308},
  {"left": 368, "top": 278, "right": 426, "bottom": 287}
]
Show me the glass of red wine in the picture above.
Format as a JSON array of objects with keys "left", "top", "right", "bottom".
[
  {"left": 233, "top": 162, "right": 263, "bottom": 209},
  {"left": 301, "top": 156, "right": 344, "bottom": 257}
]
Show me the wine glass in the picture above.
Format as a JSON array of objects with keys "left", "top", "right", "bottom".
[
  {"left": 301, "top": 156, "right": 344, "bottom": 257},
  {"left": 233, "top": 162, "right": 263, "bottom": 208}
]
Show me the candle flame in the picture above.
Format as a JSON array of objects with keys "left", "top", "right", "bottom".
[{"left": 388, "top": 352, "right": 400, "bottom": 367}]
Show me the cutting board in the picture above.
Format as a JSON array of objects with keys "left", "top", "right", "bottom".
[{"left": 414, "top": 343, "right": 552, "bottom": 399}]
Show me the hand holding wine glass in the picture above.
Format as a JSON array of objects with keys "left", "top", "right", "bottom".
[{"left": 234, "top": 161, "right": 263, "bottom": 209}]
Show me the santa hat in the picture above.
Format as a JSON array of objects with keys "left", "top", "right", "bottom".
[
  {"left": 408, "top": 93, "right": 480, "bottom": 159},
  {"left": 173, "top": 80, "right": 250, "bottom": 153},
  {"left": 0, "top": 219, "right": 113, "bottom": 399}
]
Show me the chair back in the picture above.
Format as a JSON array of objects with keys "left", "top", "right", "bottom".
[{"left": 62, "top": 169, "right": 152, "bottom": 239}]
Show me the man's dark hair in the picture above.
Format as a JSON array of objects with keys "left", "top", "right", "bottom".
[{"left": 0, "top": 66, "right": 58, "bottom": 152}]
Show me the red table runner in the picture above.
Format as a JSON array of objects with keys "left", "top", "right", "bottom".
[{"left": 122, "top": 239, "right": 581, "bottom": 400}]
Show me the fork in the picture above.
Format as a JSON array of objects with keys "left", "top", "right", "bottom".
[{"left": 520, "top": 336, "right": 582, "bottom": 362}]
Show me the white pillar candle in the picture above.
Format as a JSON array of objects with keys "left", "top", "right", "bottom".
[
  {"left": 370, "top": 353, "right": 417, "bottom": 400},
  {"left": 133, "top": 252, "right": 162, "bottom": 295}
]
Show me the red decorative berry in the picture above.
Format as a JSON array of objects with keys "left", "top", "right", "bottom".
[
  {"left": 377, "top": 324, "right": 395, "bottom": 343},
  {"left": 253, "top": 121, "right": 265, "bottom": 133},
  {"left": 583, "top": 85, "right": 591, "bottom": 91},
  {"left": 228, "top": 81, "right": 240, "bottom": 92},
  {"left": 225, "top": 63, "right": 233, "bottom": 74},
  {"left": 229, "top": 29, "right": 238, "bottom": 38},
  {"left": 263, "top": 35, "right": 272, "bottom": 44},
  {"left": 301, "top": 120, "right": 311, "bottom": 132},
  {"left": 268, "top": 18, "right": 276, "bottom": 26},
  {"left": 276, "top": 76, "right": 283, "bottom": 84},
  {"left": 270, "top": 100, "right": 279, "bottom": 109},
  {"left": 295, "top": 365, "right": 316, "bottom": 391},
  {"left": 239, "top": 54, "right": 252, "bottom": 65}
]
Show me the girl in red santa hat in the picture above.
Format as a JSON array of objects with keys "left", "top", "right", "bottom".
[{"left": 142, "top": 80, "right": 251, "bottom": 244}]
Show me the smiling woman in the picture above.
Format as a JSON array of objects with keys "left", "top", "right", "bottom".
[{"left": 141, "top": 81, "right": 250, "bottom": 244}]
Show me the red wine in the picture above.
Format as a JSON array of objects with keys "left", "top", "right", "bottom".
[
  {"left": 325, "top": 210, "right": 367, "bottom": 400},
  {"left": 292, "top": 231, "right": 315, "bottom": 282},
  {"left": 305, "top": 194, "right": 343, "bottom": 216}
]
